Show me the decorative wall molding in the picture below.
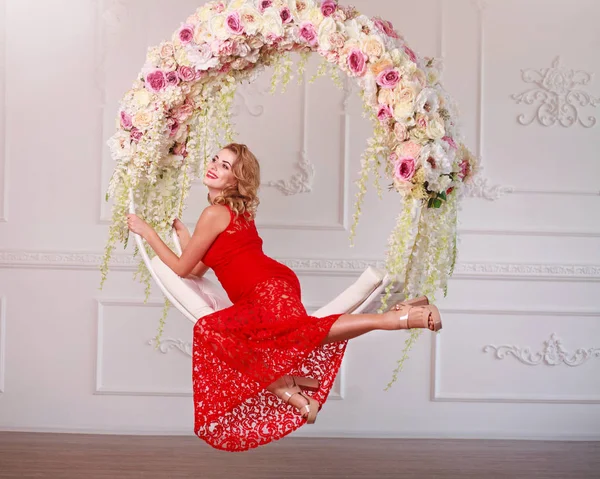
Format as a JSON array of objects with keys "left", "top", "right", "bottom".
[
  {"left": 511, "top": 56, "right": 599, "bottom": 128},
  {"left": 265, "top": 150, "right": 315, "bottom": 196},
  {"left": 0, "top": 0, "right": 7, "bottom": 223},
  {"left": 148, "top": 338, "right": 192, "bottom": 357},
  {"left": 433, "top": 309, "right": 600, "bottom": 403},
  {"left": 483, "top": 333, "right": 600, "bottom": 367},
  {"left": 231, "top": 82, "right": 267, "bottom": 117},
  {"left": 0, "top": 297, "right": 6, "bottom": 393},
  {"left": 462, "top": 172, "right": 514, "bottom": 200},
  {"left": 264, "top": 77, "right": 316, "bottom": 196},
  {"left": 1, "top": 251, "right": 599, "bottom": 281}
]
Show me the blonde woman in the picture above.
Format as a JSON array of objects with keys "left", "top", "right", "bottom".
[{"left": 126, "top": 143, "right": 441, "bottom": 452}]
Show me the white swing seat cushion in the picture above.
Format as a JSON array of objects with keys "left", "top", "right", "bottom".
[
  {"left": 311, "top": 266, "right": 388, "bottom": 318},
  {"left": 152, "top": 256, "right": 388, "bottom": 320},
  {"left": 150, "top": 256, "right": 232, "bottom": 319}
]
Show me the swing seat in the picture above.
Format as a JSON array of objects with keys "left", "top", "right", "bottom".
[
  {"left": 127, "top": 190, "right": 403, "bottom": 325},
  {"left": 150, "top": 256, "right": 400, "bottom": 324}
]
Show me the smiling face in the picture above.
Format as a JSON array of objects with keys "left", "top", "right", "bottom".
[{"left": 203, "top": 148, "right": 238, "bottom": 193}]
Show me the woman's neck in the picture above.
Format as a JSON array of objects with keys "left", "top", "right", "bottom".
[{"left": 207, "top": 188, "right": 221, "bottom": 203}]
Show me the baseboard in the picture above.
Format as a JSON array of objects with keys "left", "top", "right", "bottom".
[{"left": 1, "top": 426, "right": 598, "bottom": 442}]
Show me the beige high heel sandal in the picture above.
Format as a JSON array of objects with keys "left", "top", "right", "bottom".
[
  {"left": 281, "top": 389, "right": 320, "bottom": 424},
  {"left": 392, "top": 302, "right": 442, "bottom": 331},
  {"left": 276, "top": 378, "right": 321, "bottom": 424}
]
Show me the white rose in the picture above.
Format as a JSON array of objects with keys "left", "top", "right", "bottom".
[
  {"left": 239, "top": 6, "right": 263, "bottom": 35},
  {"left": 317, "top": 16, "right": 337, "bottom": 51},
  {"left": 415, "top": 88, "right": 440, "bottom": 114},
  {"left": 306, "top": 6, "right": 324, "bottom": 27},
  {"left": 229, "top": 0, "right": 246, "bottom": 9},
  {"left": 209, "top": 14, "right": 228, "bottom": 40},
  {"left": 426, "top": 115, "right": 446, "bottom": 140},
  {"left": 344, "top": 19, "right": 361, "bottom": 40},
  {"left": 197, "top": 5, "right": 213, "bottom": 22},
  {"left": 260, "top": 10, "right": 284, "bottom": 38},
  {"left": 186, "top": 44, "right": 219, "bottom": 71}
]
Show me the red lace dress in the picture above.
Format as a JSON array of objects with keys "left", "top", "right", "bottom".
[{"left": 194, "top": 206, "right": 347, "bottom": 452}]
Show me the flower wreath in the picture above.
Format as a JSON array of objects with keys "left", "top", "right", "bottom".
[{"left": 101, "top": 0, "right": 478, "bottom": 387}]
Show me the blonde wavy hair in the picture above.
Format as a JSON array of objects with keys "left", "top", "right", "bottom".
[{"left": 210, "top": 143, "right": 261, "bottom": 219}]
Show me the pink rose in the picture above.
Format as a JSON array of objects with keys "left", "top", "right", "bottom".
[
  {"left": 211, "top": 39, "right": 235, "bottom": 56},
  {"left": 373, "top": 17, "right": 399, "bottom": 39},
  {"left": 377, "top": 104, "right": 393, "bottom": 122},
  {"left": 417, "top": 115, "right": 428, "bottom": 129},
  {"left": 120, "top": 111, "right": 132, "bottom": 130},
  {"left": 299, "top": 22, "right": 318, "bottom": 46},
  {"left": 459, "top": 159, "right": 470, "bottom": 180},
  {"left": 179, "top": 25, "right": 194, "bottom": 44},
  {"left": 321, "top": 0, "right": 337, "bottom": 17},
  {"left": 130, "top": 128, "right": 143, "bottom": 143},
  {"left": 145, "top": 70, "right": 166, "bottom": 92},
  {"left": 259, "top": 0, "right": 272, "bottom": 13},
  {"left": 347, "top": 49, "right": 367, "bottom": 76},
  {"left": 165, "top": 70, "right": 179, "bottom": 86},
  {"left": 214, "top": 1, "right": 226, "bottom": 13},
  {"left": 376, "top": 68, "right": 401, "bottom": 89},
  {"left": 394, "top": 122, "right": 409, "bottom": 141},
  {"left": 167, "top": 118, "right": 180, "bottom": 137},
  {"left": 226, "top": 12, "right": 244, "bottom": 35},
  {"left": 442, "top": 136, "right": 457, "bottom": 149},
  {"left": 280, "top": 7, "right": 292, "bottom": 23},
  {"left": 401, "top": 141, "right": 422, "bottom": 159},
  {"left": 173, "top": 103, "right": 194, "bottom": 122},
  {"left": 177, "top": 65, "right": 195, "bottom": 82},
  {"left": 394, "top": 157, "right": 416, "bottom": 182},
  {"left": 404, "top": 46, "right": 418, "bottom": 63}
]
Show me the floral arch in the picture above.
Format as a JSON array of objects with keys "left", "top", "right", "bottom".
[{"left": 100, "top": 0, "right": 478, "bottom": 381}]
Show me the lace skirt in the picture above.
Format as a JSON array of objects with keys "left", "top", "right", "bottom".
[{"left": 192, "top": 277, "right": 346, "bottom": 451}]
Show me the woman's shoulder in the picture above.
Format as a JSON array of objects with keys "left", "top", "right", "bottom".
[{"left": 198, "top": 204, "right": 232, "bottom": 231}]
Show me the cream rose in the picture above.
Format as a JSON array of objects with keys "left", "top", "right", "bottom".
[
  {"left": 361, "top": 36, "right": 384, "bottom": 60},
  {"left": 378, "top": 88, "right": 395, "bottom": 105},
  {"left": 132, "top": 110, "right": 152, "bottom": 130},
  {"left": 370, "top": 57, "right": 394, "bottom": 76},
  {"left": 161, "top": 57, "right": 177, "bottom": 72},
  {"left": 159, "top": 42, "right": 175, "bottom": 59},
  {"left": 133, "top": 90, "right": 152, "bottom": 108}
]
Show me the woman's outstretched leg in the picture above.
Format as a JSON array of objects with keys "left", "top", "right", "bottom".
[{"left": 320, "top": 307, "right": 437, "bottom": 345}]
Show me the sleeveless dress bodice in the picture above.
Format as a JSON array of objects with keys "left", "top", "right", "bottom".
[{"left": 201, "top": 206, "right": 297, "bottom": 303}]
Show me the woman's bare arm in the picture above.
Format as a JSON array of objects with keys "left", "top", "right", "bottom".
[
  {"left": 136, "top": 205, "right": 229, "bottom": 278},
  {"left": 173, "top": 219, "right": 208, "bottom": 277}
]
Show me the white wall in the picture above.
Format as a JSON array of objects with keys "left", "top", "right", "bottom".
[{"left": 0, "top": 0, "right": 599, "bottom": 439}]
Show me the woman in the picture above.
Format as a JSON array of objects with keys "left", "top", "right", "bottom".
[{"left": 126, "top": 143, "right": 441, "bottom": 452}]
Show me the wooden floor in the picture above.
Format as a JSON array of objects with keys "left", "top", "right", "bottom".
[{"left": 0, "top": 433, "right": 598, "bottom": 479}]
